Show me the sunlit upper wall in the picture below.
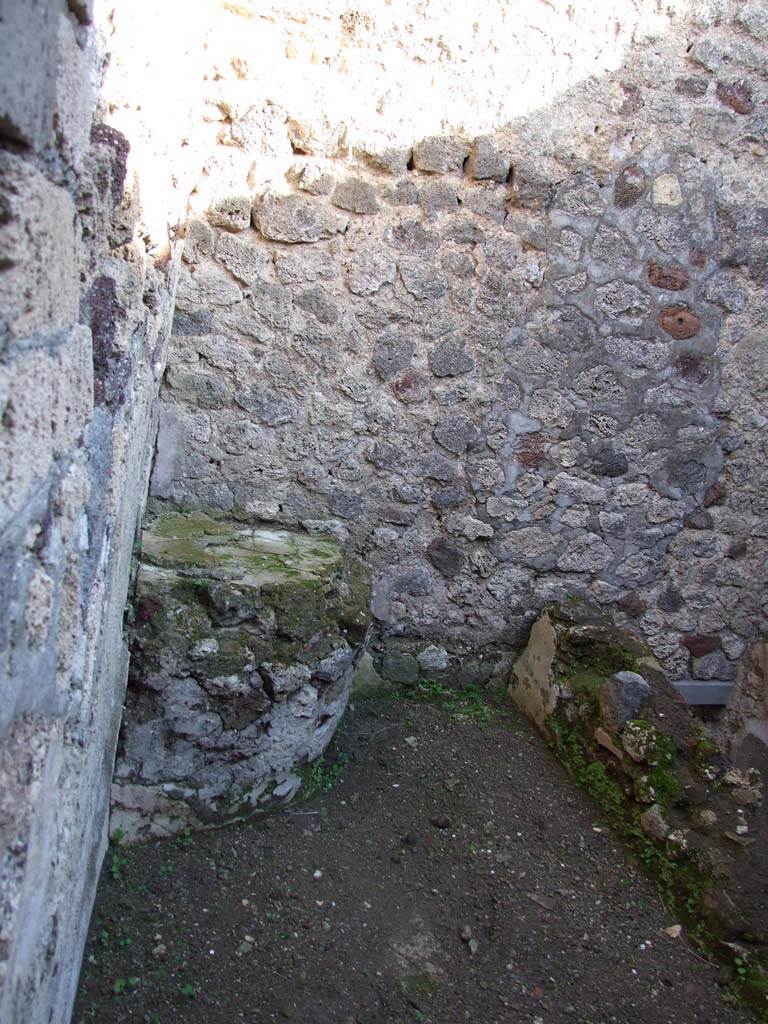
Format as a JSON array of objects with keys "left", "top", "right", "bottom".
[{"left": 96, "top": 0, "right": 707, "bottom": 247}]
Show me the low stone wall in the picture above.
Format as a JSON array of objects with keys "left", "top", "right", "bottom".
[
  {"left": 112, "top": 510, "right": 371, "bottom": 841},
  {"left": 510, "top": 604, "right": 767, "bottom": 1012}
]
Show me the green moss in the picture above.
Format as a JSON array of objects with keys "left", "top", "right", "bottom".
[
  {"left": 549, "top": 717, "right": 714, "bottom": 954},
  {"left": 338, "top": 557, "right": 373, "bottom": 640},
  {"left": 294, "top": 753, "right": 349, "bottom": 799},
  {"left": 263, "top": 578, "right": 330, "bottom": 642},
  {"left": 692, "top": 734, "right": 720, "bottom": 779},
  {"left": 645, "top": 766, "right": 681, "bottom": 805},
  {"left": 733, "top": 959, "right": 768, "bottom": 1021},
  {"left": 402, "top": 680, "right": 496, "bottom": 724},
  {"left": 142, "top": 511, "right": 343, "bottom": 586},
  {"left": 399, "top": 973, "right": 441, "bottom": 998}
]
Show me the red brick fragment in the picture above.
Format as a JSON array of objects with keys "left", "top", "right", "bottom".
[
  {"left": 682, "top": 635, "right": 720, "bottom": 658},
  {"left": 660, "top": 305, "right": 702, "bottom": 340},
  {"left": 703, "top": 481, "right": 727, "bottom": 507}
]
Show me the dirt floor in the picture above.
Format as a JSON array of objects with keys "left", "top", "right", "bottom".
[{"left": 74, "top": 690, "right": 749, "bottom": 1024}]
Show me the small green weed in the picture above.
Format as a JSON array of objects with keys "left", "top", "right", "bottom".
[
  {"left": 109, "top": 851, "right": 128, "bottom": 883},
  {"left": 171, "top": 828, "right": 193, "bottom": 849},
  {"left": 399, "top": 973, "right": 441, "bottom": 998},
  {"left": 305, "top": 753, "right": 349, "bottom": 792},
  {"left": 410, "top": 680, "right": 494, "bottom": 723},
  {"left": 108, "top": 828, "right": 129, "bottom": 883},
  {"left": 113, "top": 976, "right": 139, "bottom": 996},
  {"left": 178, "top": 983, "right": 197, "bottom": 1000}
]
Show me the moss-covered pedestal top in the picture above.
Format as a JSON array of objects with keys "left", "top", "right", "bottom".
[
  {"left": 142, "top": 510, "right": 344, "bottom": 586},
  {"left": 133, "top": 510, "right": 371, "bottom": 669}
]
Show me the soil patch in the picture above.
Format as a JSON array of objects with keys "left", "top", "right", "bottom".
[{"left": 74, "top": 694, "right": 749, "bottom": 1024}]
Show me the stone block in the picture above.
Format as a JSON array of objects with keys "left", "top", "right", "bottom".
[
  {"left": 418, "top": 180, "right": 459, "bottom": 215},
  {"left": 412, "top": 135, "right": 470, "bottom": 174},
  {"left": 433, "top": 414, "right": 481, "bottom": 455},
  {"left": 417, "top": 645, "right": 450, "bottom": 672},
  {"left": 0, "top": 326, "right": 93, "bottom": 531},
  {"left": 426, "top": 537, "right": 465, "bottom": 577},
  {"left": 234, "top": 384, "right": 297, "bottom": 426},
  {"left": 553, "top": 174, "right": 604, "bottom": 216},
  {"left": 599, "top": 671, "right": 651, "bottom": 733},
  {"left": 182, "top": 219, "right": 215, "bottom": 265},
  {"left": 173, "top": 264, "right": 243, "bottom": 311},
  {"left": 591, "top": 224, "right": 633, "bottom": 271},
  {"left": 398, "top": 258, "right": 447, "bottom": 300},
  {"left": 0, "top": 0, "right": 57, "bottom": 147},
  {"left": 54, "top": 11, "right": 95, "bottom": 170},
  {"left": 373, "top": 335, "right": 414, "bottom": 380},
  {"left": 381, "top": 650, "right": 419, "bottom": 684},
  {"left": 591, "top": 449, "right": 628, "bottom": 478},
  {"left": 353, "top": 142, "right": 411, "bottom": 175},
  {"left": 556, "top": 534, "right": 613, "bottom": 573},
  {"left": 651, "top": 173, "right": 683, "bottom": 207},
  {"left": 295, "top": 286, "right": 339, "bottom": 325},
  {"left": 466, "top": 136, "right": 511, "bottom": 182},
  {"left": 254, "top": 191, "right": 348, "bottom": 242},
  {"left": 215, "top": 230, "right": 271, "bottom": 283},
  {"left": 737, "top": 3, "right": 768, "bottom": 42},
  {"left": 0, "top": 152, "right": 78, "bottom": 343},
  {"left": 207, "top": 195, "right": 252, "bottom": 231},
  {"left": 428, "top": 336, "right": 474, "bottom": 377},
  {"left": 346, "top": 250, "right": 396, "bottom": 296},
  {"left": 332, "top": 177, "right": 379, "bottom": 214},
  {"left": 595, "top": 281, "right": 651, "bottom": 326},
  {"left": 392, "top": 369, "right": 430, "bottom": 404},
  {"left": 508, "top": 611, "right": 558, "bottom": 734},
  {"left": 613, "top": 164, "right": 646, "bottom": 208},
  {"left": 289, "top": 161, "right": 335, "bottom": 195}
]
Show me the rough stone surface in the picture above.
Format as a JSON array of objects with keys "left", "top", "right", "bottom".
[
  {"left": 207, "top": 195, "right": 251, "bottom": 231},
  {"left": 156, "top": 74, "right": 767, "bottom": 700},
  {"left": 599, "top": 671, "right": 652, "bottom": 733},
  {"left": 254, "top": 192, "right": 349, "bottom": 243},
  {"left": 508, "top": 611, "right": 558, "bottom": 733},
  {"left": 412, "top": 136, "right": 470, "bottom": 174}
]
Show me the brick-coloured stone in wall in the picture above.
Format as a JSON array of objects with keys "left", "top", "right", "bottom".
[{"left": 660, "top": 305, "right": 702, "bottom": 339}]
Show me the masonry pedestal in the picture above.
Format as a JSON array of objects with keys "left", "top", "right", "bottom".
[{"left": 111, "top": 510, "right": 371, "bottom": 841}]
